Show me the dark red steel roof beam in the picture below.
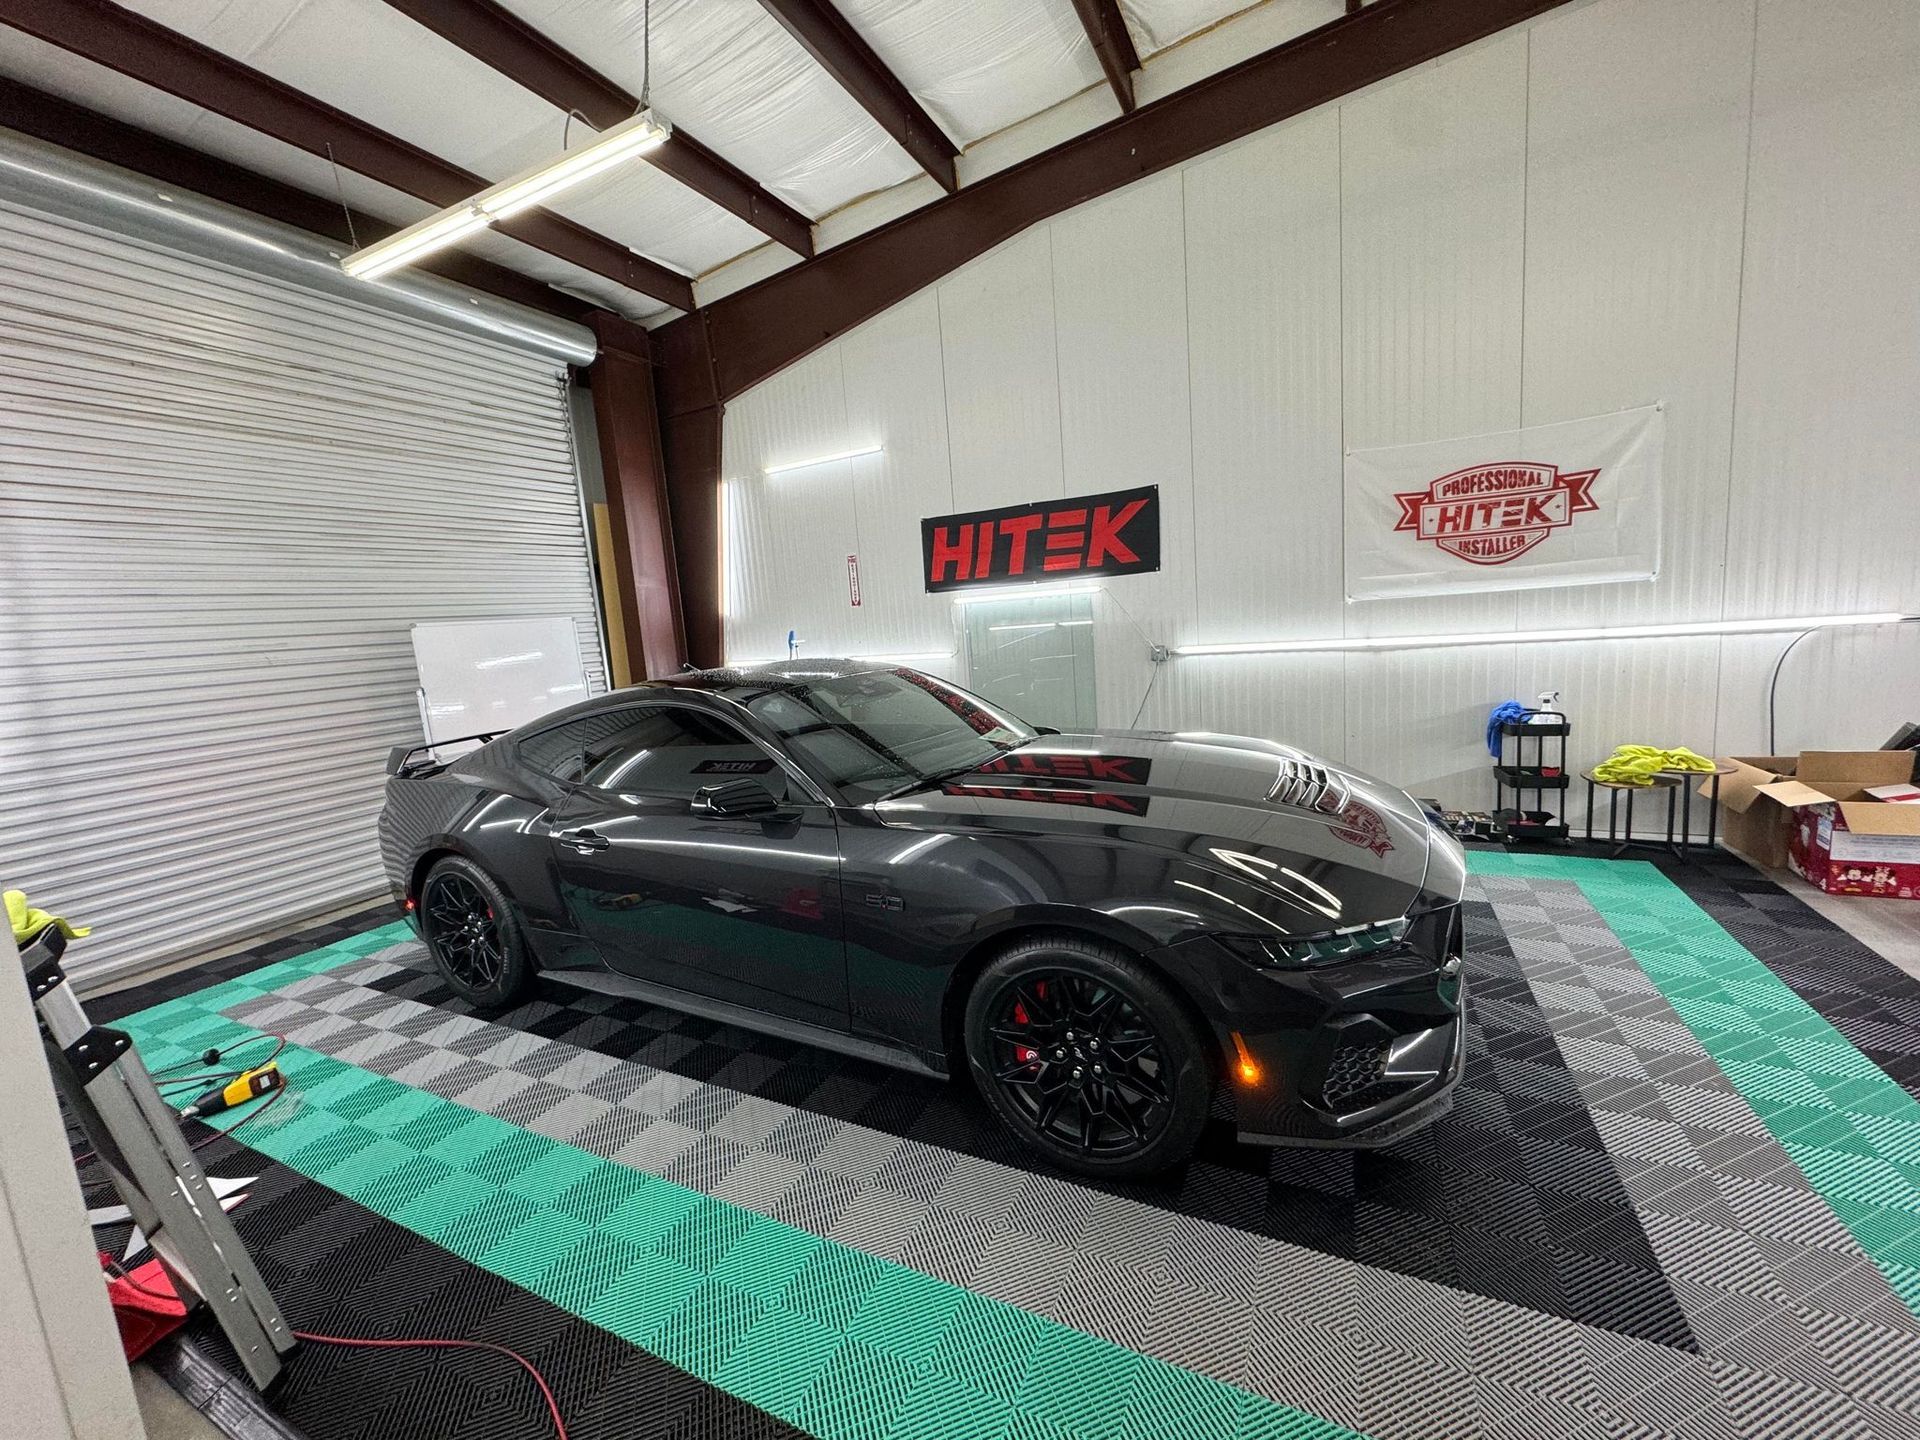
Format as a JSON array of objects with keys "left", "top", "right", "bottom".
[
  {"left": 653, "top": 0, "right": 1576, "bottom": 670},
  {"left": 0, "top": 0, "right": 693, "bottom": 310},
  {"left": 1070, "top": 0, "right": 1141, "bottom": 113},
  {"left": 754, "top": 0, "right": 959, "bottom": 193},
  {"left": 663, "top": 0, "right": 1574, "bottom": 409},
  {"left": 380, "top": 0, "right": 814, "bottom": 257}
]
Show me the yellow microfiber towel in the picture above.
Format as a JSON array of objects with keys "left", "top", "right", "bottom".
[
  {"left": 1592, "top": 745, "right": 1715, "bottom": 786},
  {"left": 6, "top": 890, "right": 90, "bottom": 946}
]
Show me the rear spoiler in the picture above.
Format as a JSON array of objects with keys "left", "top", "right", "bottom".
[{"left": 386, "top": 731, "right": 508, "bottom": 778}]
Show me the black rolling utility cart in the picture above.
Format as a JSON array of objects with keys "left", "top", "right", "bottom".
[{"left": 1493, "top": 709, "right": 1570, "bottom": 843}]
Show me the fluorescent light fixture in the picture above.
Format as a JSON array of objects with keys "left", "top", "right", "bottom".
[
  {"left": 342, "top": 110, "right": 671, "bottom": 280},
  {"left": 1174, "top": 612, "right": 1914, "bottom": 657},
  {"left": 951, "top": 583, "right": 1102, "bottom": 606},
  {"left": 988, "top": 619, "right": 1095, "bottom": 633},
  {"left": 762, "top": 445, "right": 883, "bottom": 477}
]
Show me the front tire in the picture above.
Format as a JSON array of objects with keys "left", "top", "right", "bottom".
[
  {"left": 964, "top": 934, "right": 1211, "bottom": 1179},
  {"left": 419, "top": 856, "right": 532, "bottom": 1008}
]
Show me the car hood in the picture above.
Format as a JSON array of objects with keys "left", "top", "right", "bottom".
[{"left": 870, "top": 730, "right": 1443, "bottom": 930}]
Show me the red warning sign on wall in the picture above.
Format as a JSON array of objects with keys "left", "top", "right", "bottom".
[{"left": 919, "top": 486, "right": 1160, "bottom": 593}]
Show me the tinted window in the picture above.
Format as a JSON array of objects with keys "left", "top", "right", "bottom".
[
  {"left": 518, "top": 706, "right": 786, "bottom": 800},
  {"left": 742, "top": 668, "right": 1034, "bottom": 804}
]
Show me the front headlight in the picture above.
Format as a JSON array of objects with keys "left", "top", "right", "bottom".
[{"left": 1220, "top": 916, "right": 1412, "bottom": 969}]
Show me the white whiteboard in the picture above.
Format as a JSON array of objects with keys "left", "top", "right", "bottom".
[{"left": 411, "top": 617, "right": 592, "bottom": 743}]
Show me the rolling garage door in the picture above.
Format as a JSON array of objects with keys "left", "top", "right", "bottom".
[{"left": 0, "top": 198, "right": 607, "bottom": 985}]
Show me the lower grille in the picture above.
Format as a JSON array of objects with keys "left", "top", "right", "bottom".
[
  {"left": 1319, "top": 1038, "right": 1422, "bottom": 1113},
  {"left": 1320, "top": 1041, "right": 1388, "bottom": 1107}
]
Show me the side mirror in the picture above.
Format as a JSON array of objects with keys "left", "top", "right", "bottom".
[{"left": 690, "top": 778, "right": 784, "bottom": 819}]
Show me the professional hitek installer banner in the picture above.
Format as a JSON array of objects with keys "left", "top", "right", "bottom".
[
  {"left": 921, "top": 485, "right": 1160, "bottom": 592},
  {"left": 1344, "top": 405, "right": 1663, "bottom": 600}
]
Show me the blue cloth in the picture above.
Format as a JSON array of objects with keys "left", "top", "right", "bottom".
[{"left": 1487, "top": 700, "right": 1528, "bottom": 756}]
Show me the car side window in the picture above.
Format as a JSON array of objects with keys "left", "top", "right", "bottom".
[{"left": 519, "top": 706, "right": 788, "bottom": 801}]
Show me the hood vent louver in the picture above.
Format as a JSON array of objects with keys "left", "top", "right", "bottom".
[{"left": 1268, "top": 756, "right": 1352, "bottom": 817}]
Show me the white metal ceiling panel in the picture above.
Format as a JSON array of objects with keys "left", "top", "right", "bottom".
[
  {"left": 0, "top": 28, "right": 676, "bottom": 319},
  {"left": 110, "top": 0, "right": 567, "bottom": 175},
  {"left": 833, "top": 0, "right": 1101, "bottom": 145},
  {"left": 0, "top": 198, "right": 606, "bottom": 984},
  {"left": 499, "top": 0, "right": 920, "bottom": 216},
  {"left": 108, "top": 0, "right": 720, "bottom": 274},
  {"left": 3, "top": 0, "right": 1349, "bottom": 299},
  {"left": 548, "top": 160, "right": 769, "bottom": 279},
  {"left": 1119, "top": 0, "right": 1261, "bottom": 55}
]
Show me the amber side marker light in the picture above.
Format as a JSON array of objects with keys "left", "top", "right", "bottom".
[{"left": 1230, "top": 1032, "right": 1261, "bottom": 1087}]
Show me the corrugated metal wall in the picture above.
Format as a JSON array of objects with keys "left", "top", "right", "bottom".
[
  {"left": 721, "top": 0, "right": 1919, "bottom": 818},
  {"left": 0, "top": 201, "right": 605, "bottom": 983}
]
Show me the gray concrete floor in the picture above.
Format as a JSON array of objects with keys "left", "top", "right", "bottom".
[
  {"left": 131, "top": 1362, "right": 224, "bottom": 1440},
  {"left": 1760, "top": 861, "right": 1920, "bottom": 982}
]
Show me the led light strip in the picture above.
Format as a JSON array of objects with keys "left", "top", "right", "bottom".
[
  {"left": 723, "top": 650, "right": 954, "bottom": 668},
  {"left": 1174, "top": 612, "right": 1914, "bottom": 657},
  {"left": 343, "top": 110, "right": 672, "bottom": 280},
  {"left": 762, "top": 445, "right": 883, "bottom": 477},
  {"left": 950, "top": 583, "right": 1103, "bottom": 606}
]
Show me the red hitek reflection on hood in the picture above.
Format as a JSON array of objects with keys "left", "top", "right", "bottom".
[
  {"left": 891, "top": 667, "right": 1012, "bottom": 737},
  {"left": 941, "top": 781, "right": 1150, "bottom": 816},
  {"left": 921, "top": 486, "right": 1160, "bottom": 592},
  {"left": 976, "top": 752, "right": 1153, "bottom": 786}
]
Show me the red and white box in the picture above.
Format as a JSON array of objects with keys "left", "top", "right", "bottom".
[{"left": 1779, "top": 753, "right": 1920, "bottom": 899}]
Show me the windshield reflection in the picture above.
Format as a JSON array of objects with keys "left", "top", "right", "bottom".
[{"left": 740, "top": 667, "right": 1037, "bottom": 804}]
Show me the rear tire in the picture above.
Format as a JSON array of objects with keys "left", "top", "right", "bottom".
[
  {"left": 419, "top": 856, "right": 532, "bottom": 1008},
  {"left": 964, "top": 933, "right": 1211, "bottom": 1179}
]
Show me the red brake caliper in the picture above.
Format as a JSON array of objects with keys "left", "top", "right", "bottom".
[{"left": 1013, "top": 1000, "right": 1037, "bottom": 1064}]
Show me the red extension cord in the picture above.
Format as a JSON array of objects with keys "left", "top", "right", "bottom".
[
  {"left": 88, "top": 1035, "right": 571, "bottom": 1440},
  {"left": 104, "top": 1260, "right": 569, "bottom": 1440}
]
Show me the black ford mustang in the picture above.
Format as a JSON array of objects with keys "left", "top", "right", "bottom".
[{"left": 380, "top": 661, "right": 1466, "bottom": 1178}]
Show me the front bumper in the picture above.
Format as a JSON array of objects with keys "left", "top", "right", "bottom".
[
  {"left": 1236, "top": 1007, "right": 1464, "bottom": 1147},
  {"left": 1157, "top": 903, "right": 1466, "bottom": 1148}
]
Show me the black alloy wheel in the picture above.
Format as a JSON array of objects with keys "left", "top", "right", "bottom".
[
  {"left": 965, "top": 936, "right": 1210, "bottom": 1177},
  {"left": 423, "top": 870, "right": 505, "bottom": 990},
  {"left": 988, "top": 970, "right": 1171, "bottom": 1157}
]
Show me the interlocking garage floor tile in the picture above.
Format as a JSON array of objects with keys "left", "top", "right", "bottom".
[
  {"left": 332, "top": 899, "right": 1697, "bottom": 1353},
  {"left": 101, "top": 858, "right": 1920, "bottom": 1440}
]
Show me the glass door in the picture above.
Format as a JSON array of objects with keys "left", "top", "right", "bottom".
[{"left": 959, "top": 591, "right": 1098, "bottom": 732}]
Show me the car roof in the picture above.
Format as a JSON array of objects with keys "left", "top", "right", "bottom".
[
  {"left": 504, "top": 660, "right": 918, "bottom": 739},
  {"left": 653, "top": 658, "right": 906, "bottom": 696}
]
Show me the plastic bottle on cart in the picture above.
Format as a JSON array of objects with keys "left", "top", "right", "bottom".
[{"left": 1528, "top": 689, "right": 1561, "bottom": 723}]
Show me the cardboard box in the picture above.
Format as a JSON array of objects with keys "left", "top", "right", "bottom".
[
  {"left": 1706, "top": 750, "right": 1920, "bottom": 896},
  {"left": 1707, "top": 755, "right": 1799, "bottom": 868}
]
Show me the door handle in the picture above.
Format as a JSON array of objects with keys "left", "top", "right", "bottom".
[{"left": 559, "top": 827, "right": 611, "bottom": 853}]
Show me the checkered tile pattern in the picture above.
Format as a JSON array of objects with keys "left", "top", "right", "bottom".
[
  {"left": 126, "top": 977, "right": 1365, "bottom": 1440},
  {"left": 206, "top": 872, "right": 1920, "bottom": 1440},
  {"left": 135, "top": 1158, "right": 815, "bottom": 1440},
  {"left": 328, "top": 902, "right": 1696, "bottom": 1352},
  {"left": 106, "top": 857, "right": 1920, "bottom": 1440},
  {"left": 1655, "top": 851, "right": 1920, "bottom": 1103},
  {"left": 1474, "top": 874, "right": 1920, "bottom": 1435}
]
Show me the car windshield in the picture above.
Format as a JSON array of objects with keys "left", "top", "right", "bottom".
[{"left": 740, "top": 667, "right": 1037, "bottom": 804}]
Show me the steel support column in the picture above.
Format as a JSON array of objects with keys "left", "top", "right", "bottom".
[
  {"left": 657, "top": 315, "right": 726, "bottom": 670},
  {"left": 587, "top": 314, "right": 687, "bottom": 678}
]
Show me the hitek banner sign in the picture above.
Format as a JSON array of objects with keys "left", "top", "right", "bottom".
[{"left": 1344, "top": 405, "right": 1663, "bottom": 600}]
